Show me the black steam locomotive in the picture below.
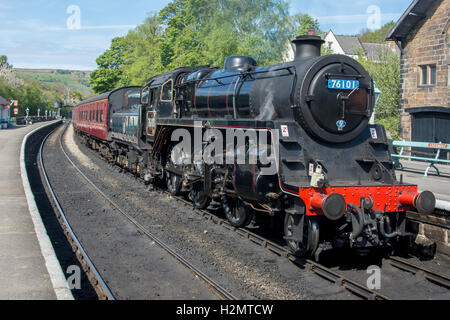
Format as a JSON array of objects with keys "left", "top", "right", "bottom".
[{"left": 74, "top": 36, "right": 435, "bottom": 257}]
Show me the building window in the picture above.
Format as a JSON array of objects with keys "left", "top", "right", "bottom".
[{"left": 420, "top": 65, "right": 436, "bottom": 85}]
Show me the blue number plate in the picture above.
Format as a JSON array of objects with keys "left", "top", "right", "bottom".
[{"left": 328, "top": 79, "right": 359, "bottom": 90}]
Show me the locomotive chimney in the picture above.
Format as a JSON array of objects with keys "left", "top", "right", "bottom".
[{"left": 292, "top": 35, "right": 325, "bottom": 60}]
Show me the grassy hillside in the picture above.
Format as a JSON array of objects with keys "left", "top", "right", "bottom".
[{"left": 15, "top": 68, "right": 93, "bottom": 97}]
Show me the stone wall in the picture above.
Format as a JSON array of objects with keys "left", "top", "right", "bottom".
[{"left": 399, "top": 0, "right": 450, "bottom": 140}]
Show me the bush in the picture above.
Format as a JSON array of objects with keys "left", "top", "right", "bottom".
[{"left": 357, "top": 49, "right": 400, "bottom": 140}]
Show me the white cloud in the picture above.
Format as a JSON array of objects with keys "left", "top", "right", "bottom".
[
  {"left": 314, "top": 12, "right": 400, "bottom": 24},
  {"left": 39, "top": 25, "right": 137, "bottom": 32}
]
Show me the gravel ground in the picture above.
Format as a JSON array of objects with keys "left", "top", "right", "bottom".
[
  {"left": 318, "top": 248, "right": 450, "bottom": 300},
  {"left": 401, "top": 253, "right": 450, "bottom": 276},
  {"left": 47, "top": 123, "right": 356, "bottom": 300}
]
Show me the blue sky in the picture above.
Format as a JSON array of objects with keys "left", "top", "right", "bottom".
[{"left": 0, "top": 0, "right": 412, "bottom": 70}]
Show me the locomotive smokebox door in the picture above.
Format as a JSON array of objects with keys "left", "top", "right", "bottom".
[{"left": 297, "top": 54, "right": 375, "bottom": 144}]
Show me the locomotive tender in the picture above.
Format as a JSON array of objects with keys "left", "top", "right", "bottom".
[{"left": 74, "top": 36, "right": 436, "bottom": 257}]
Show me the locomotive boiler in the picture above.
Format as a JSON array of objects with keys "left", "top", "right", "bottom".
[{"left": 74, "top": 36, "right": 436, "bottom": 258}]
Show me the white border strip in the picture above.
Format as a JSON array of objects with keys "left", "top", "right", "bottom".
[
  {"left": 20, "top": 121, "right": 73, "bottom": 300},
  {"left": 436, "top": 200, "right": 450, "bottom": 212}
]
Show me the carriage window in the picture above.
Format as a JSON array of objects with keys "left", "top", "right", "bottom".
[
  {"left": 100, "top": 110, "right": 104, "bottom": 122},
  {"left": 161, "top": 80, "right": 173, "bottom": 102}
]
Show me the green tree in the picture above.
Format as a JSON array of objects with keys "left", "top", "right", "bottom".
[
  {"left": 291, "top": 13, "right": 321, "bottom": 36},
  {"left": 92, "top": 0, "right": 304, "bottom": 87},
  {"left": 121, "top": 14, "right": 164, "bottom": 85},
  {"left": 357, "top": 49, "right": 400, "bottom": 139},
  {"left": 0, "top": 55, "right": 11, "bottom": 68},
  {"left": 20, "top": 82, "right": 52, "bottom": 116},
  {"left": 156, "top": 0, "right": 292, "bottom": 69},
  {"left": 359, "top": 21, "right": 395, "bottom": 43},
  {"left": 89, "top": 37, "right": 133, "bottom": 93}
]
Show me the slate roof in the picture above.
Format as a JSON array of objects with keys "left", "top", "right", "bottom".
[
  {"left": 387, "top": 0, "right": 443, "bottom": 41},
  {"left": 75, "top": 86, "right": 141, "bottom": 107},
  {"left": 0, "top": 96, "right": 9, "bottom": 106},
  {"left": 335, "top": 35, "right": 363, "bottom": 55},
  {"left": 362, "top": 43, "right": 398, "bottom": 61}
]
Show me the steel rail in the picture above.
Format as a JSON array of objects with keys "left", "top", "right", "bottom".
[
  {"left": 39, "top": 124, "right": 115, "bottom": 300},
  {"left": 387, "top": 256, "right": 450, "bottom": 289},
  {"left": 171, "top": 194, "right": 390, "bottom": 300},
  {"left": 59, "top": 124, "right": 236, "bottom": 301}
]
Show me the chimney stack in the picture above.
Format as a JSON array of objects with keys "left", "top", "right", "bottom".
[{"left": 292, "top": 35, "right": 325, "bottom": 60}]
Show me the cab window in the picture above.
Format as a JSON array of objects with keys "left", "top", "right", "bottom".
[
  {"left": 161, "top": 80, "right": 173, "bottom": 102},
  {"left": 150, "top": 89, "right": 155, "bottom": 106},
  {"left": 141, "top": 87, "right": 149, "bottom": 105},
  {"left": 126, "top": 90, "right": 141, "bottom": 109}
]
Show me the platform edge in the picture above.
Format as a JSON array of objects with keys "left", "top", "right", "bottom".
[{"left": 20, "top": 121, "right": 74, "bottom": 300}]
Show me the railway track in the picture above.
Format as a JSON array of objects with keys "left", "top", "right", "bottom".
[
  {"left": 53, "top": 123, "right": 236, "bottom": 301},
  {"left": 173, "top": 195, "right": 450, "bottom": 294},
  {"left": 387, "top": 256, "right": 450, "bottom": 289},
  {"left": 406, "top": 210, "right": 450, "bottom": 231},
  {"left": 39, "top": 125, "right": 115, "bottom": 300},
  {"left": 58, "top": 122, "right": 450, "bottom": 300},
  {"left": 170, "top": 193, "right": 390, "bottom": 300}
]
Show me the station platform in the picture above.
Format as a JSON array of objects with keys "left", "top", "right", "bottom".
[
  {"left": 395, "top": 160, "right": 450, "bottom": 203},
  {"left": 0, "top": 122, "right": 71, "bottom": 300}
]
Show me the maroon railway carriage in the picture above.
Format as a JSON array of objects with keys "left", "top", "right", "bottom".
[
  {"left": 73, "top": 92, "right": 109, "bottom": 141},
  {"left": 73, "top": 87, "right": 142, "bottom": 143}
]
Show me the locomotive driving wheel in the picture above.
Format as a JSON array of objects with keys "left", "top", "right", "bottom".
[
  {"left": 221, "top": 196, "right": 252, "bottom": 228},
  {"left": 284, "top": 214, "right": 319, "bottom": 258},
  {"left": 189, "top": 182, "right": 210, "bottom": 209},
  {"left": 166, "top": 171, "right": 181, "bottom": 196},
  {"left": 165, "top": 146, "right": 182, "bottom": 196},
  {"left": 188, "top": 163, "right": 210, "bottom": 209}
]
